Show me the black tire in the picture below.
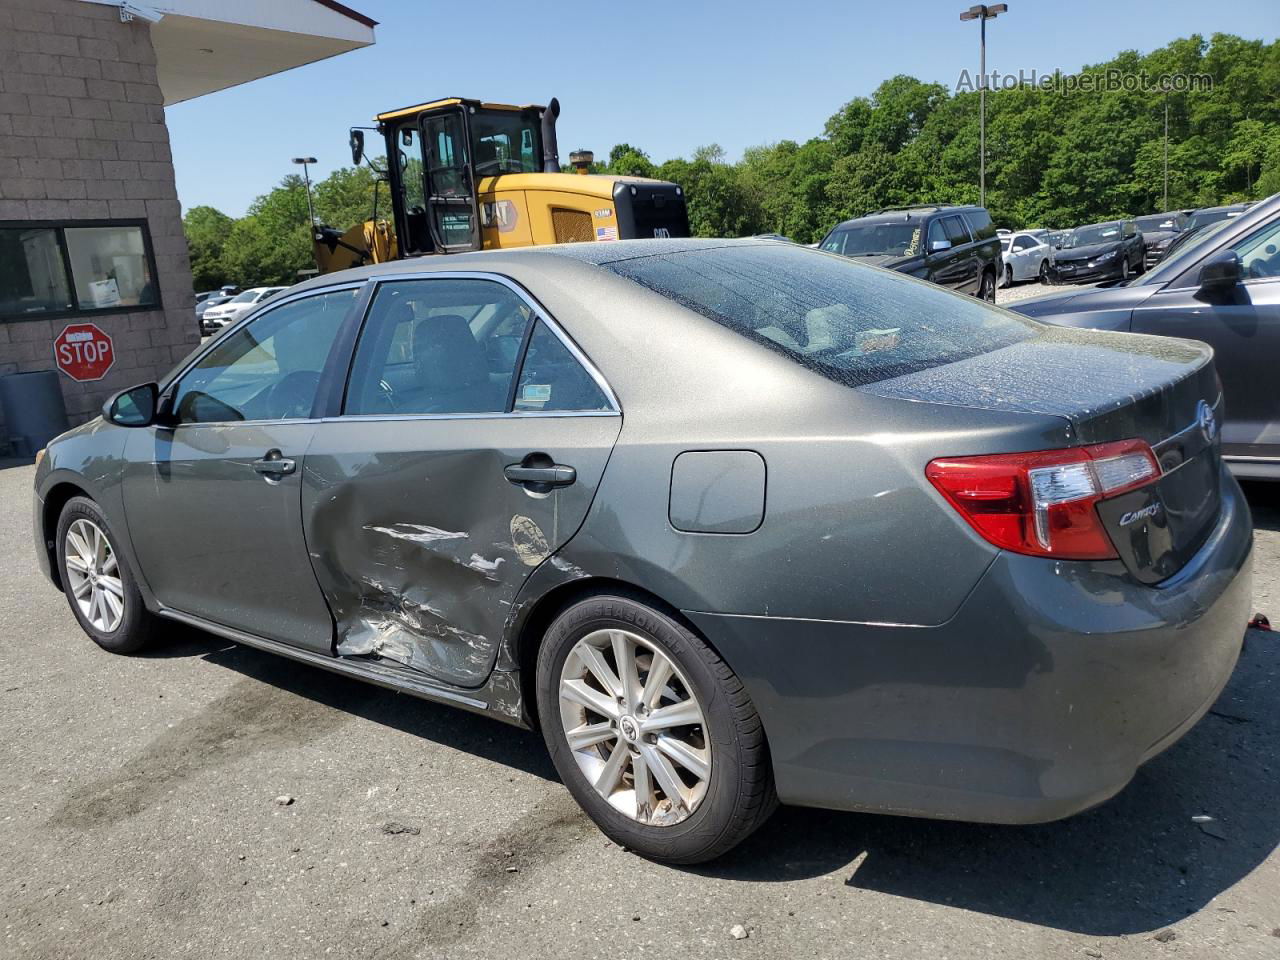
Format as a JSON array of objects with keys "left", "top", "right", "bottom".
[
  {"left": 1002, "top": 265, "right": 1013, "bottom": 288},
  {"left": 55, "top": 496, "right": 156, "bottom": 654},
  {"left": 535, "top": 593, "right": 777, "bottom": 864},
  {"left": 980, "top": 269, "right": 996, "bottom": 302},
  {"left": 1121, "top": 257, "right": 1130, "bottom": 281},
  {"left": 1038, "top": 259, "right": 1050, "bottom": 283}
]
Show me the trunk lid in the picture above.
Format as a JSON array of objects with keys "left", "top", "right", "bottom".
[{"left": 862, "top": 326, "right": 1224, "bottom": 583}]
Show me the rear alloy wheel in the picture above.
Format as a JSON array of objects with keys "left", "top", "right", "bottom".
[
  {"left": 980, "top": 270, "right": 996, "bottom": 302},
  {"left": 1039, "top": 259, "right": 1050, "bottom": 283},
  {"left": 56, "top": 496, "right": 156, "bottom": 654},
  {"left": 536, "top": 593, "right": 776, "bottom": 863}
]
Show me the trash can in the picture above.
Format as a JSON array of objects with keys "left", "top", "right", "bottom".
[{"left": 0, "top": 370, "right": 70, "bottom": 458}]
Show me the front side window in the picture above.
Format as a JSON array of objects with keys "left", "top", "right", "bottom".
[
  {"left": 0, "top": 221, "right": 158, "bottom": 320},
  {"left": 1233, "top": 219, "right": 1280, "bottom": 281},
  {"left": 345, "top": 279, "right": 533, "bottom": 416},
  {"left": 514, "top": 321, "right": 611, "bottom": 412},
  {"left": 173, "top": 288, "right": 355, "bottom": 424},
  {"left": 608, "top": 243, "right": 1037, "bottom": 386}
]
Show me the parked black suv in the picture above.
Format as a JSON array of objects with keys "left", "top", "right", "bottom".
[
  {"left": 819, "top": 204, "right": 1002, "bottom": 301},
  {"left": 1047, "top": 219, "right": 1146, "bottom": 283}
]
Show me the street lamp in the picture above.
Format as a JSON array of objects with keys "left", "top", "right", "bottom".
[
  {"left": 959, "top": 3, "right": 1007, "bottom": 208},
  {"left": 292, "top": 156, "right": 318, "bottom": 226}
]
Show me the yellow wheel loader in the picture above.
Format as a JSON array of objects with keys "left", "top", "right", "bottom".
[{"left": 312, "top": 97, "right": 690, "bottom": 273}]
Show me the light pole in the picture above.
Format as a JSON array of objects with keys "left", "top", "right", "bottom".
[
  {"left": 292, "top": 156, "right": 318, "bottom": 225},
  {"left": 1163, "top": 89, "right": 1170, "bottom": 210},
  {"left": 960, "top": 3, "right": 1007, "bottom": 208}
]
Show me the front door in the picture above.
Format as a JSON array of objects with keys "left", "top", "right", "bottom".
[
  {"left": 925, "top": 218, "right": 967, "bottom": 291},
  {"left": 421, "top": 108, "right": 482, "bottom": 253},
  {"left": 302, "top": 276, "right": 621, "bottom": 687},
  {"left": 120, "top": 287, "right": 359, "bottom": 645},
  {"left": 1132, "top": 216, "right": 1280, "bottom": 461}
]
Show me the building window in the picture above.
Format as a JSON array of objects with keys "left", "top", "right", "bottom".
[{"left": 0, "top": 221, "right": 160, "bottom": 321}]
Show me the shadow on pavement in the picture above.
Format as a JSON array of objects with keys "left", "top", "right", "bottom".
[
  {"left": 144, "top": 620, "right": 559, "bottom": 783},
  {"left": 697, "top": 648, "right": 1278, "bottom": 936}
]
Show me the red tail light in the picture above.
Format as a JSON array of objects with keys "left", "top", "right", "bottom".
[{"left": 926, "top": 439, "right": 1160, "bottom": 560}]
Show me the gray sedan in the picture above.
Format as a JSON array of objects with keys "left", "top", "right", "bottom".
[{"left": 33, "top": 239, "right": 1252, "bottom": 863}]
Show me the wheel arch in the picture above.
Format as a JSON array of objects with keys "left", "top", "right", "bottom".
[
  {"left": 40, "top": 480, "right": 93, "bottom": 592},
  {"left": 512, "top": 575, "right": 732, "bottom": 731}
]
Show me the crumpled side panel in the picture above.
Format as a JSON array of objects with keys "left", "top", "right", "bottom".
[{"left": 301, "top": 415, "right": 621, "bottom": 688}]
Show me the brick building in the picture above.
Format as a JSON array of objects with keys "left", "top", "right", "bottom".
[{"left": 0, "top": 0, "right": 374, "bottom": 450}]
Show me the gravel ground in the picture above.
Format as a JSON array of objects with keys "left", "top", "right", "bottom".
[
  {"left": 996, "top": 277, "right": 1080, "bottom": 307},
  {"left": 1, "top": 460, "right": 1277, "bottom": 960}
]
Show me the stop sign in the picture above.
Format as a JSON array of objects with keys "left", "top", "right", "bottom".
[{"left": 54, "top": 322, "right": 115, "bottom": 382}]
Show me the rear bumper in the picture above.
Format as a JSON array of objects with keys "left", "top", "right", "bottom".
[{"left": 687, "top": 469, "right": 1253, "bottom": 824}]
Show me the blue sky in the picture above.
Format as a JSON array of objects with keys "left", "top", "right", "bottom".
[{"left": 166, "top": 0, "right": 1278, "bottom": 217}]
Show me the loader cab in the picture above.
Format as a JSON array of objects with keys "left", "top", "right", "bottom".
[{"left": 378, "top": 98, "right": 546, "bottom": 257}]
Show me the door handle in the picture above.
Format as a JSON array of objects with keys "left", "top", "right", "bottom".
[
  {"left": 252, "top": 450, "right": 296, "bottom": 478},
  {"left": 504, "top": 462, "right": 576, "bottom": 488}
]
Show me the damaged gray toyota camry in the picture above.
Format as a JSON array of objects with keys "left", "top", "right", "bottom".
[{"left": 34, "top": 238, "right": 1252, "bottom": 864}]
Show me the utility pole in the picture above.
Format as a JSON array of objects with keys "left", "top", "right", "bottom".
[
  {"left": 292, "top": 156, "right": 318, "bottom": 225},
  {"left": 1163, "top": 90, "right": 1169, "bottom": 210},
  {"left": 960, "top": 4, "right": 1007, "bottom": 208}
]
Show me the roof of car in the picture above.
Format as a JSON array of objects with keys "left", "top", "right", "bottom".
[{"left": 829, "top": 205, "right": 982, "bottom": 229}]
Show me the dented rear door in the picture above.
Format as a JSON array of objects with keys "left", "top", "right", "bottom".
[
  {"left": 302, "top": 415, "right": 619, "bottom": 685},
  {"left": 299, "top": 275, "right": 621, "bottom": 687}
]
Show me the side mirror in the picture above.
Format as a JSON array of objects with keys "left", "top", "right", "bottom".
[
  {"left": 103, "top": 382, "right": 159, "bottom": 427},
  {"left": 349, "top": 129, "right": 365, "bottom": 166},
  {"left": 929, "top": 239, "right": 952, "bottom": 253},
  {"left": 1198, "top": 250, "right": 1241, "bottom": 290}
]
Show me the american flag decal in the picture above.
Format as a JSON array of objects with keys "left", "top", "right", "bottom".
[{"left": 595, "top": 225, "right": 619, "bottom": 241}]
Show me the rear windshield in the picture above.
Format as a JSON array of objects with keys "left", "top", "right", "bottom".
[{"left": 605, "top": 244, "right": 1037, "bottom": 386}]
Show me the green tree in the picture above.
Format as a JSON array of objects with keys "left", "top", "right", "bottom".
[{"left": 182, "top": 205, "right": 234, "bottom": 290}]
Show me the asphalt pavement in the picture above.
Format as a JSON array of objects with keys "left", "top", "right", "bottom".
[{"left": 1, "top": 458, "right": 1277, "bottom": 960}]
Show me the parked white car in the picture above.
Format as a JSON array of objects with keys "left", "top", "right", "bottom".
[
  {"left": 998, "top": 232, "right": 1052, "bottom": 286},
  {"left": 200, "top": 286, "right": 287, "bottom": 330}
]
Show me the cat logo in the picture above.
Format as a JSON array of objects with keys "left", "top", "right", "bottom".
[{"left": 653, "top": 227, "right": 671, "bottom": 239}]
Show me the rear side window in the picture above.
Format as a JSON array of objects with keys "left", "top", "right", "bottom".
[
  {"left": 345, "top": 278, "right": 532, "bottom": 415},
  {"left": 942, "top": 216, "right": 971, "bottom": 245},
  {"left": 513, "top": 321, "right": 612, "bottom": 412},
  {"left": 605, "top": 244, "right": 1036, "bottom": 386},
  {"left": 963, "top": 208, "right": 995, "bottom": 240}
]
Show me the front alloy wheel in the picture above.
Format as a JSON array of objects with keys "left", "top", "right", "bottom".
[
  {"left": 56, "top": 495, "right": 156, "bottom": 653},
  {"left": 559, "top": 628, "right": 711, "bottom": 826},
  {"left": 64, "top": 518, "right": 125, "bottom": 632}
]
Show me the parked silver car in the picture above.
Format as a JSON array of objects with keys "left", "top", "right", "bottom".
[{"left": 34, "top": 239, "right": 1252, "bottom": 863}]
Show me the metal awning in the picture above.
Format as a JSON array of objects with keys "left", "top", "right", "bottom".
[{"left": 81, "top": 0, "right": 377, "bottom": 105}]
